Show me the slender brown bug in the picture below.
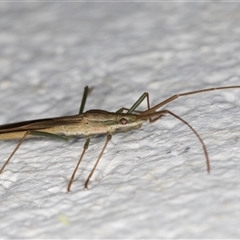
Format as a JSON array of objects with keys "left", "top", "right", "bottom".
[{"left": 0, "top": 85, "right": 240, "bottom": 191}]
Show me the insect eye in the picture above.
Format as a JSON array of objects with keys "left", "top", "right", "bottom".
[{"left": 119, "top": 118, "right": 128, "bottom": 125}]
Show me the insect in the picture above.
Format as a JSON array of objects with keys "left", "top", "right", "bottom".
[{"left": 0, "top": 85, "right": 240, "bottom": 192}]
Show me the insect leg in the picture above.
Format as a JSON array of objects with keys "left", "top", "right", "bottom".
[
  {"left": 0, "top": 130, "right": 69, "bottom": 174},
  {"left": 0, "top": 131, "right": 30, "bottom": 174},
  {"left": 79, "top": 86, "right": 94, "bottom": 114},
  {"left": 79, "top": 86, "right": 89, "bottom": 114},
  {"left": 116, "top": 92, "right": 151, "bottom": 114},
  {"left": 67, "top": 137, "right": 90, "bottom": 192},
  {"left": 84, "top": 134, "right": 112, "bottom": 189}
]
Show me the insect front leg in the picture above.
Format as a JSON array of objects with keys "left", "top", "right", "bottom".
[{"left": 116, "top": 92, "right": 151, "bottom": 114}]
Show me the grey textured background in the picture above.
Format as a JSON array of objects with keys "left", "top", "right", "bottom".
[{"left": 1, "top": 2, "right": 240, "bottom": 239}]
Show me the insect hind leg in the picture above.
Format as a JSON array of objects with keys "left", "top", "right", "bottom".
[{"left": 0, "top": 131, "right": 30, "bottom": 174}]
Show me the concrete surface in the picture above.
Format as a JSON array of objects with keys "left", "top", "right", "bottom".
[{"left": 0, "top": 2, "right": 240, "bottom": 239}]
